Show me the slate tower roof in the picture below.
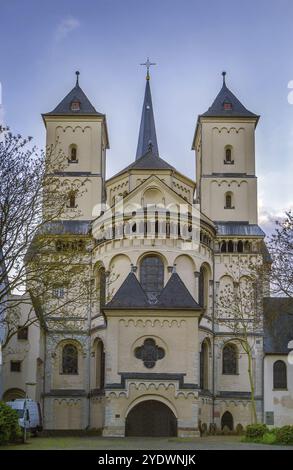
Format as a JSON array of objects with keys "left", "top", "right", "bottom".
[
  {"left": 44, "top": 71, "right": 103, "bottom": 117},
  {"left": 201, "top": 72, "right": 258, "bottom": 119},
  {"left": 135, "top": 74, "right": 159, "bottom": 160}
]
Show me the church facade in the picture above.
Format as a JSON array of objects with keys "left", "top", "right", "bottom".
[{"left": 5, "top": 69, "right": 293, "bottom": 436}]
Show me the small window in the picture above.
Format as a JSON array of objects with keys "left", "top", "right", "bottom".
[
  {"left": 62, "top": 344, "right": 78, "bottom": 375},
  {"left": 273, "top": 360, "right": 287, "bottom": 389},
  {"left": 223, "top": 101, "right": 232, "bottom": 111},
  {"left": 70, "top": 146, "right": 77, "bottom": 161},
  {"left": 68, "top": 192, "right": 76, "bottom": 209},
  {"left": 52, "top": 286, "right": 65, "bottom": 298},
  {"left": 11, "top": 361, "right": 21, "bottom": 372},
  {"left": 225, "top": 193, "right": 234, "bottom": 209},
  {"left": 17, "top": 326, "right": 28, "bottom": 340},
  {"left": 71, "top": 100, "right": 80, "bottom": 111},
  {"left": 223, "top": 344, "right": 237, "bottom": 375}
]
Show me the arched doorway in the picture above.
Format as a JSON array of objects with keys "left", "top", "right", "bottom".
[
  {"left": 3, "top": 388, "right": 25, "bottom": 402},
  {"left": 125, "top": 400, "right": 177, "bottom": 437},
  {"left": 221, "top": 411, "right": 234, "bottom": 431}
]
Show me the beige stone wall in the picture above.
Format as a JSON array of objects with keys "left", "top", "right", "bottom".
[
  {"left": 52, "top": 398, "right": 83, "bottom": 430},
  {"left": 2, "top": 295, "right": 42, "bottom": 402},
  {"left": 264, "top": 355, "right": 293, "bottom": 427},
  {"left": 103, "top": 382, "right": 199, "bottom": 437},
  {"left": 44, "top": 117, "right": 106, "bottom": 220},
  {"left": 195, "top": 118, "right": 258, "bottom": 224}
]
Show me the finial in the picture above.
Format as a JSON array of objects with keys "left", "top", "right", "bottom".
[
  {"left": 75, "top": 70, "right": 80, "bottom": 86},
  {"left": 222, "top": 71, "right": 226, "bottom": 85},
  {"left": 140, "top": 57, "right": 156, "bottom": 80}
]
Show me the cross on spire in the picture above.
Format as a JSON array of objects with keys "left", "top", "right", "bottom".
[
  {"left": 140, "top": 57, "right": 156, "bottom": 80},
  {"left": 75, "top": 70, "right": 80, "bottom": 86},
  {"left": 222, "top": 70, "right": 227, "bottom": 85}
]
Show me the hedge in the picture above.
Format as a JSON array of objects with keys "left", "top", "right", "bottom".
[
  {"left": 245, "top": 423, "right": 268, "bottom": 439},
  {"left": 0, "top": 401, "right": 21, "bottom": 445}
]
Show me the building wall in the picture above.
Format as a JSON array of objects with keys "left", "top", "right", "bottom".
[
  {"left": 264, "top": 355, "right": 293, "bottom": 427},
  {"left": 2, "top": 295, "right": 43, "bottom": 402}
]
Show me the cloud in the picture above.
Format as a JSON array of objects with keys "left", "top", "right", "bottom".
[
  {"left": 258, "top": 206, "right": 290, "bottom": 238},
  {"left": 55, "top": 17, "right": 80, "bottom": 42}
]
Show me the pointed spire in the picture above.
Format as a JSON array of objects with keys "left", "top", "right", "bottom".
[{"left": 135, "top": 70, "right": 159, "bottom": 160}]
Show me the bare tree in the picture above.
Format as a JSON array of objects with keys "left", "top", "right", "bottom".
[
  {"left": 216, "top": 257, "right": 264, "bottom": 424},
  {"left": 268, "top": 210, "right": 293, "bottom": 298},
  {"left": 0, "top": 127, "right": 99, "bottom": 349}
]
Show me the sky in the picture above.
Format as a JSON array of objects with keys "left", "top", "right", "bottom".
[{"left": 0, "top": 0, "right": 293, "bottom": 235}]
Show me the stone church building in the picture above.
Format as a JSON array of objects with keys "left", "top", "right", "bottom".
[{"left": 2, "top": 68, "right": 293, "bottom": 436}]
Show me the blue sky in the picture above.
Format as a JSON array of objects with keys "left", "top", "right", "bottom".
[{"left": 1, "top": 0, "right": 293, "bottom": 234}]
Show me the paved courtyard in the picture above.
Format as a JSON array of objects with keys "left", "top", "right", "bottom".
[{"left": 1, "top": 435, "right": 292, "bottom": 450}]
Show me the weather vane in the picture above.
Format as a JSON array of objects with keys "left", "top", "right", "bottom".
[{"left": 140, "top": 57, "right": 156, "bottom": 80}]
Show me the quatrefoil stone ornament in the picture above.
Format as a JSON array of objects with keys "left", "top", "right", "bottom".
[{"left": 134, "top": 338, "right": 165, "bottom": 369}]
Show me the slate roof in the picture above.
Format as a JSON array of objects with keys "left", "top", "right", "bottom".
[
  {"left": 264, "top": 297, "right": 293, "bottom": 354},
  {"left": 136, "top": 78, "right": 159, "bottom": 160},
  {"left": 216, "top": 222, "right": 265, "bottom": 237},
  {"left": 201, "top": 78, "right": 258, "bottom": 119},
  {"left": 44, "top": 76, "right": 103, "bottom": 116},
  {"left": 156, "top": 273, "right": 200, "bottom": 309},
  {"left": 41, "top": 220, "right": 91, "bottom": 235},
  {"left": 111, "top": 147, "right": 174, "bottom": 179},
  {"left": 105, "top": 272, "right": 200, "bottom": 310},
  {"left": 106, "top": 273, "right": 149, "bottom": 308}
]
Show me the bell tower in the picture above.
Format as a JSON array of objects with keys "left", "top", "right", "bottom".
[
  {"left": 192, "top": 72, "right": 259, "bottom": 225},
  {"left": 42, "top": 72, "right": 109, "bottom": 221}
]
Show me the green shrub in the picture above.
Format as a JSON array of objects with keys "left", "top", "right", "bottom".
[
  {"left": 262, "top": 432, "right": 277, "bottom": 445},
  {"left": 276, "top": 425, "right": 293, "bottom": 445},
  {"left": 0, "top": 401, "right": 21, "bottom": 445},
  {"left": 245, "top": 423, "right": 268, "bottom": 439}
]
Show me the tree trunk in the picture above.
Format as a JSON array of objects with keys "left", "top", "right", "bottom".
[{"left": 247, "top": 349, "right": 257, "bottom": 424}]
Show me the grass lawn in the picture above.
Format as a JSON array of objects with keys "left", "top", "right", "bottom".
[{"left": 1, "top": 435, "right": 292, "bottom": 450}]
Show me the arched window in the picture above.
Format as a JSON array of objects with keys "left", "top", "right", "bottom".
[
  {"left": 200, "top": 341, "right": 209, "bottom": 390},
  {"left": 225, "top": 147, "right": 232, "bottom": 163},
  {"left": 62, "top": 344, "right": 78, "bottom": 374},
  {"left": 222, "top": 343, "right": 237, "bottom": 375},
  {"left": 95, "top": 341, "right": 105, "bottom": 389},
  {"left": 199, "top": 266, "right": 207, "bottom": 307},
  {"left": 221, "top": 241, "right": 227, "bottom": 253},
  {"left": 140, "top": 255, "right": 164, "bottom": 302},
  {"left": 237, "top": 240, "right": 243, "bottom": 253},
  {"left": 221, "top": 411, "right": 234, "bottom": 430},
  {"left": 69, "top": 145, "right": 77, "bottom": 161},
  {"left": 228, "top": 240, "right": 234, "bottom": 253},
  {"left": 225, "top": 192, "right": 234, "bottom": 209},
  {"left": 68, "top": 191, "right": 76, "bottom": 208},
  {"left": 97, "top": 267, "right": 106, "bottom": 311},
  {"left": 273, "top": 360, "right": 287, "bottom": 389}
]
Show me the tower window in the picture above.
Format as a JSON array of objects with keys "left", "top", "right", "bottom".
[
  {"left": 225, "top": 192, "right": 234, "bottom": 209},
  {"left": 68, "top": 191, "right": 77, "bottom": 209},
  {"left": 71, "top": 100, "right": 80, "bottom": 111},
  {"left": 224, "top": 146, "right": 234, "bottom": 164},
  {"left": 68, "top": 144, "right": 78, "bottom": 162},
  {"left": 223, "top": 101, "right": 232, "bottom": 110}
]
